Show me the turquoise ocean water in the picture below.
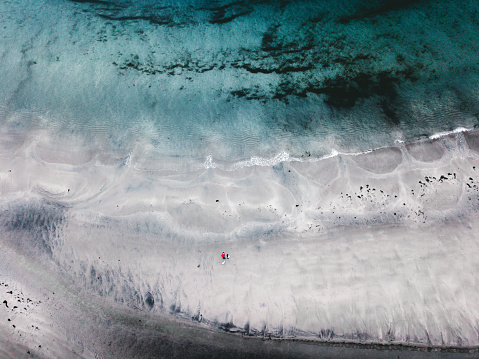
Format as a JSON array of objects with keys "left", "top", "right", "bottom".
[{"left": 2, "top": 0, "right": 479, "bottom": 167}]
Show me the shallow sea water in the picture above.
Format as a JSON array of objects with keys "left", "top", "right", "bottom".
[{"left": 2, "top": 0, "right": 479, "bottom": 163}]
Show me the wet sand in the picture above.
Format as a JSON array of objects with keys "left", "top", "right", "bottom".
[{"left": 1, "top": 130, "right": 479, "bottom": 357}]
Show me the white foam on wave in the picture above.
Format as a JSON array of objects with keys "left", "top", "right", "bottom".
[
  {"left": 124, "top": 152, "right": 132, "bottom": 167},
  {"left": 429, "top": 126, "right": 470, "bottom": 140},
  {"left": 248, "top": 151, "right": 290, "bottom": 166},
  {"left": 203, "top": 155, "right": 216, "bottom": 169},
  {"left": 196, "top": 125, "right": 479, "bottom": 175},
  {"left": 201, "top": 128, "right": 472, "bottom": 172},
  {"left": 321, "top": 149, "right": 339, "bottom": 159},
  {"left": 205, "top": 151, "right": 291, "bottom": 170}
]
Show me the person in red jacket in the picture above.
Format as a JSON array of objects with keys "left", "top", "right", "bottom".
[{"left": 221, "top": 252, "right": 225, "bottom": 260}]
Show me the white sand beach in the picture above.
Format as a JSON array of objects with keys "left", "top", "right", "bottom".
[{"left": 1, "top": 127, "right": 479, "bottom": 357}]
